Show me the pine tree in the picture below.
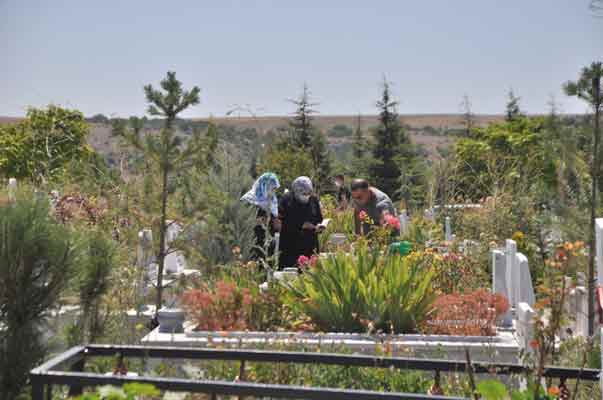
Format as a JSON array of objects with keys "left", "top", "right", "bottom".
[
  {"left": 506, "top": 89, "right": 523, "bottom": 122},
  {"left": 113, "top": 71, "right": 217, "bottom": 314},
  {"left": 288, "top": 83, "right": 317, "bottom": 148},
  {"left": 287, "top": 83, "right": 332, "bottom": 192},
  {"left": 310, "top": 129, "right": 332, "bottom": 194},
  {"left": 459, "top": 94, "right": 475, "bottom": 137},
  {"left": 370, "top": 77, "right": 404, "bottom": 197},
  {"left": 564, "top": 61, "right": 602, "bottom": 336}
]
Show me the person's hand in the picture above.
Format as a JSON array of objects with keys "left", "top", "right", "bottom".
[
  {"left": 272, "top": 218, "right": 282, "bottom": 232},
  {"left": 302, "top": 222, "right": 316, "bottom": 231}
]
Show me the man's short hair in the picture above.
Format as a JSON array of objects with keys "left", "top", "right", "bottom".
[{"left": 351, "top": 179, "right": 370, "bottom": 191}]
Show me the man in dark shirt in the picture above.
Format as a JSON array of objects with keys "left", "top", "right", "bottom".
[
  {"left": 334, "top": 174, "right": 351, "bottom": 210},
  {"left": 350, "top": 179, "right": 396, "bottom": 235}
]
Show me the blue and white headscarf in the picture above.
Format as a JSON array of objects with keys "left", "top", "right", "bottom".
[{"left": 241, "top": 172, "right": 280, "bottom": 216}]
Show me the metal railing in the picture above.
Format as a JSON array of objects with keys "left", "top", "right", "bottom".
[{"left": 30, "top": 344, "right": 600, "bottom": 400}]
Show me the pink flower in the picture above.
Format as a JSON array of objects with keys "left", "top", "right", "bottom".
[
  {"left": 297, "top": 255, "right": 310, "bottom": 267},
  {"left": 359, "top": 211, "right": 368, "bottom": 221},
  {"left": 298, "top": 255, "right": 318, "bottom": 269},
  {"left": 384, "top": 214, "right": 401, "bottom": 231}
]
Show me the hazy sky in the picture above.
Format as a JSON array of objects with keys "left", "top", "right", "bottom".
[{"left": 1, "top": 1, "right": 601, "bottom": 118}]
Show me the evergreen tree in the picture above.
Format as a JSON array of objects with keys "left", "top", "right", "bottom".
[
  {"left": 459, "top": 94, "right": 475, "bottom": 137},
  {"left": 564, "top": 61, "right": 602, "bottom": 336},
  {"left": 350, "top": 114, "right": 369, "bottom": 177},
  {"left": 288, "top": 83, "right": 317, "bottom": 148},
  {"left": 113, "top": 71, "right": 217, "bottom": 314},
  {"left": 310, "top": 128, "right": 332, "bottom": 194},
  {"left": 369, "top": 77, "right": 404, "bottom": 197},
  {"left": 287, "top": 83, "right": 332, "bottom": 192},
  {"left": 506, "top": 89, "right": 523, "bottom": 122}
]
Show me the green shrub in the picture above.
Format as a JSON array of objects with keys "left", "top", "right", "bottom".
[
  {"left": 0, "top": 190, "right": 76, "bottom": 399},
  {"left": 284, "top": 242, "right": 435, "bottom": 333}
]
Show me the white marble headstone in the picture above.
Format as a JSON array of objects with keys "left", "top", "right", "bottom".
[
  {"left": 596, "top": 218, "right": 603, "bottom": 286},
  {"left": 444, "top": 216, "right": 452, "bottom": 242},
  {"left": 516, "top": 302, "right": 535, "bottom": 354},
  {"left": 505, "top": 239, "right": 518, "bottom": 308},
  {"left": 516, "top": 253, "right": 535, "bottom": 307},
  {"left": 7, "top": 178, "right": 17, "bottom": 201},
  {"left": 492, "top": 249, "right": 512, "bottom": 327}
]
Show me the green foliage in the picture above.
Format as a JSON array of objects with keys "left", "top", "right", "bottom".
[
  {"left": 0, "top": 189, "right": 76, "bottom": 400},
  {"left": 284, "top": 242, "right": 435, "bottom": 333},
  {"left": 453, "top": 116, "right": 555, "bottom": 201},
  {"left": 185, "top": 345, "right": 432, "bottom": 393},
  {"left": 0, "top": 105, "right": 92, "bottom": 181},
  {"left": 506, "top": 89, "right": 524, "bottom": 122},
  {"left": 477, "top": 380, "right": 508, "bottom": 400},
  {"left": 73, "top": 228, "right": 117, "bottom": 343},
  {"left": 184, "top": 146, "right": 256, "bottom": 268},
  {"left": 75, "top": 383, "right": 161, "bottom": 399},
  {"left": 318, "top": 195, "right": 356, "bottom": 251},
  {"left": 288, "top": 83, "right": 317, "bottom": 148},
  {"left": 351, "top": 115, "right": 370, "bottom": 178},
  {"left": 258, "top": 140, "right": 314, "bottom": 190},
  {"left": 327, "top": 124, "right": 353, "bottom": 138},
  {"left": 369, "top": 78, "right": 404, "bottom": 197},
  {"left": 113, "top": 71, "right": 217, "bottom": 310}
]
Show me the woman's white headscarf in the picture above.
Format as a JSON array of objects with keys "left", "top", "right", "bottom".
[
  {"left": 241, "top": 172, "right": 280, "bottom": 216},
  {"left": 292, "top": 176, "right": 313, "bottom": 196}
]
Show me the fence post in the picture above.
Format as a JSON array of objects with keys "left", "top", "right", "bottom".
[
  {"left": 67, "top": 357, "right": 86, "bottom": 397},
  {"left": 30, "top": 375, "right": 44, "bottom": 400}
]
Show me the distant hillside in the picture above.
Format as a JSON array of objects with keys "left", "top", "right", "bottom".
[
  {"left": 1, "top": 114, "right": 507, "bottom": 163},
  {"left": 203, "top": 114, "right": 504, "bottom": 133}
]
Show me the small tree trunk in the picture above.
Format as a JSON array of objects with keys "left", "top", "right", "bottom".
[{"left": 155, "top": 119, "right": 173, "bottom": 313}]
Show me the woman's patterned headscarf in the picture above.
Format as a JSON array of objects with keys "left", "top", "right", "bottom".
[{"left": 241, "top": 172, "right": 280, "bottom": 216}]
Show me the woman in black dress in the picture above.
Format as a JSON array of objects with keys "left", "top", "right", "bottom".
[
  {"left": 278, "top": 176, "right": 325, "bottom": 269},
  {"left": 240, "top": 172, "right": 281, "bottom": 260}
]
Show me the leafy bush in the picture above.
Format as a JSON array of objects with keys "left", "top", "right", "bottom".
[
  {"left": 182, "top": 280, "right": 253, "bottom": 331},
  {"left": 423, "top": 289, "right": 509, "bottom": 336},
  {"left": 0, "top": 190, "right": 76, "bottom": 399},
  {"left": 0, "top": 105, "right": 93, "bottom": 181},
  {"left": 181, "top": 263, "right": 295, "bottom": 331},
  {"left": 405, "top": 249, "right": 488, "bottom": 294},
  {"left": 284, "top": 242, "right": 436, "bottom": 333}
]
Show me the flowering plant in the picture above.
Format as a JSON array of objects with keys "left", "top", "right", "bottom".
[
  {"left": 405, "top": 249, "right": 488, "bottom": 294},
  {"left": 383, "top": 213, "right": 401, "bottom": 231},
  {"left": 181, "top": 280, "right": 253, "bottom": 331},
  {"left": 297, "top": 255, "right": 318, "bottom": 269},
  {"left": 423, "top": 289, "right": 509, "bottom": 336}
]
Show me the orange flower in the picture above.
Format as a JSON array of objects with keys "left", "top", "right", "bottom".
[
  {"left": 529, "top": 339, "right": 539, "bottom": 350},
  {"left": 547, "top": 386, "right": 560, "bottom": 396}
]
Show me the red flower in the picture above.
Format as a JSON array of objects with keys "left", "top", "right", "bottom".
[
  {"left": 359, "top": 210, "right": 368, "bottom": 221},
  {"left": 383, "top": 214, "right": 401, "bottom": 230}
]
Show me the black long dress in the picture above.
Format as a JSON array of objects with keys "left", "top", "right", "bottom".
[
  {"left": 252, "top": 207, "right": 275, "bottom": 260},
  {"left": 278, "top": 193, "right": 323, "bottom": 269}
]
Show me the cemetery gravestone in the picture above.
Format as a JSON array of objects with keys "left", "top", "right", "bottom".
[
  {"left": 505, "top": 239, "right": 518, "bottom": 309},
  {"left": 492, "top": 249, "right": 512, "bottom": 327},
  {"left": 516, "top": 253, "right": 535, "bottom": 307}
]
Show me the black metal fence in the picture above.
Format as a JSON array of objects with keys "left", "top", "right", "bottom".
[{"left": 30, "top": 344, "right": 600, "bottom": 400}]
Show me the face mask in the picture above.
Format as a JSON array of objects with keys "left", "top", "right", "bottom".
[{"left": 297, "top": 194, "right": 311, "bottom": 204}]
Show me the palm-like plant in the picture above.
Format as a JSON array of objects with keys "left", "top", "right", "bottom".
[{"left": 285, "top": 242, "right": 435, "bottom": 333}]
